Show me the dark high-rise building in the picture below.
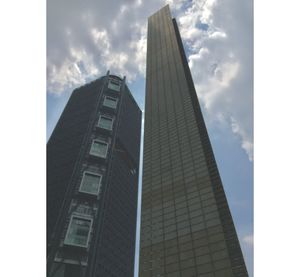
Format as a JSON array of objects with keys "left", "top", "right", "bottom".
[
  {"left": 47, "top": 72, "right": 142, "bottom": 277},
  {"left": 139, "top": 5, "right": 248, "bottom": 277}
]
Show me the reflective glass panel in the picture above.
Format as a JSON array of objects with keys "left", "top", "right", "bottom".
[
  {"left": 80, "top": 172, "right": 102, "bottom": 195},
  {"left": 99, "top": 116, "right": 113, "bottom": 130},
  {"left": 108, "top": 79, "right": 121, "bottom": 92},
  {"left": 90, "top": 141, "right": 108, "bottom": 158},
  {"left": 103, "top": 96, "right": 117, "bottom": 109},
  {"left": 64, "top": 216, "right": 92, "bottom": 247}
]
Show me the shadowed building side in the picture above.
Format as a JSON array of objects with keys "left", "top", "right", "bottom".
[{"left": 47, "top": 73, "right": 141, "bottom": 277}]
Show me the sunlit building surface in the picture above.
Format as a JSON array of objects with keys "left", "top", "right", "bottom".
[{"left": 139, "top": 5, "right": 248, "bottom": 277}]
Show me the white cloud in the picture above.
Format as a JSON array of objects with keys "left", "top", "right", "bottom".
[
  {"left": 243, "top": 234, "right": 254, "bottom": 246},
  {"left": 165, "top": 0, "right": 185, "bottom": 11},
  {"left": 201, "top": 0, "right": 217, "bottom": 23},
  {"left": 131, "top": 25, "right": 147, "bottom": 76},
  {"left": 175, "top": 0, "right": 253, "bottom": 161},
  {"left": 47, "top": 0, "right": 166, "bottom": 94},
  {"left": 209, "top": 31, "right": 227, "bottom": 39},
  {"left": 47, "top": 0, "right": 253, "bottom": 160},
  {"left": 231, "top": 117, "right": 253, "bottom": 161}
]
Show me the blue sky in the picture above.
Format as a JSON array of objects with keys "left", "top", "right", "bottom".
[{"left": 47, "top": 0, "right": 253, "bottom": 275}]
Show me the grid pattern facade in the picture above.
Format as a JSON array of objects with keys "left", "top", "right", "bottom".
[
  {"left": 47, "top": 74, "right": 141, "bottom": 277},
  {"left": 139, "top": 5, "right": 248, "bottom": 277}
]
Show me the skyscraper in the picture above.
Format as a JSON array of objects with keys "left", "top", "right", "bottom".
[
  {"left": 47, "top": 72, "right": 142, "bottom": 277},
  {"left": 139, "top": 5, "right": 248, "bottom": 277}
]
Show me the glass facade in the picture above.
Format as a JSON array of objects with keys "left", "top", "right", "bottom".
[{"left": 139, "top": 5, "right": 248, "bottom": 277}]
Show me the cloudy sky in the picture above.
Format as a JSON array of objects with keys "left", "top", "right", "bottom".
[{"left": 47, "top": 0, "right": 253, "bottom": 275}]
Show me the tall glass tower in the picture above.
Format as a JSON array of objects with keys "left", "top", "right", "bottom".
[
  {"left": 139, "top": 5, "right": 248, "bottom": 277},
  {"left": 47, "top": 72, "right": 142, "bottom": 277}
]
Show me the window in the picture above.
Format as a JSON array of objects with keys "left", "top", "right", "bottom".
[
  {"left": 108, "top": 78, "right": 121, "bottom": 92},
  {"left": 98, "top": 115, "right": 113, "bottom": 130},
  {"left": 90, "top": 140, "right": 108, "bottom": 158},
  {"left": 75, "top": 204, "right": 92, "bottom": 215},
  {"left": 130, "top": 168, "right": 137, "bottom": 175},
  {"left": 64, "top": 215, "right": 93, "bottom": 248},
  {"left": 79, "top": 171, "right": 102, "bottom": 195},
  {"left": 103, "top": 96, "right": 118, "bottom": 109}
]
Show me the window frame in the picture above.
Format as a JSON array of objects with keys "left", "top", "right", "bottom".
[
  {"left": 89, "top": 139, "right": 109, "bottom": 158},
  {"left": 108, "top": 78, "right": 121, "bottom": 92},
  {"left": 79, "top": 171, "right": 102, "bottom": 196},
  {"left": 64, "top": 214, "right": 93, "bottom": 248},
  {"left": 97, "top": 115, "right": 114, "bottom": 131},
  {"left": 103, "top": 96, "right": 118, "bottom": 109}
]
